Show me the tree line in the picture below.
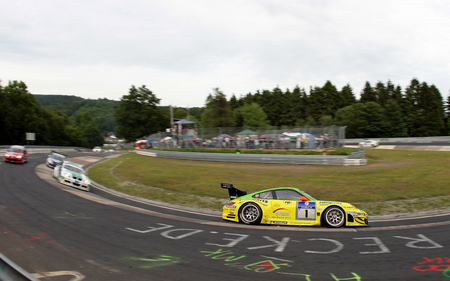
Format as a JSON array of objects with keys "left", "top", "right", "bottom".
[
  {"left": 0, "top": 80, "right": 104, "bottom": 147},
  {"left": 186, "top": 78, "right": 449, "bottom": 138},
  {"left": 1, "top": 78, "right": 449, "bottom": 147}
]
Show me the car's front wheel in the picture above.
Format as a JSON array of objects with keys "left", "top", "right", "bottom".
[
  {"left": 239, "top": 203, "right": 262, "bottom": 225},
  {"left": 323, "top": 206, "right": 345, "bottom": 228}
]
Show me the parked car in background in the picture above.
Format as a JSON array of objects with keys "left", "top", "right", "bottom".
[
  {"left": 46, "top": 151, "right": 67, "bottom": 168},
  {"left": 358, "top": 140, "right": 379, "bottom": 147},
  {"left": 92, "top": 146, "right": 103, "bottom": 153},
  {"left": 4, "top": 145, "right": 28, "bottom": 164},
  {"left": 53, "top": 161, "right": 91, "bottom": 191}
]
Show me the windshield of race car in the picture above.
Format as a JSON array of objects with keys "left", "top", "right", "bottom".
[
  {"left": 52, "top": 154, "right": 65, "bottom": 161},
  {"left": 252, "top": 189, "right": 318, "bottom": 201},
  {"left": 301, "top": 190, "right": 318, "bottom": 201},
  {"left": 64, "top": 164, "right": 84, "bottom": 174}
]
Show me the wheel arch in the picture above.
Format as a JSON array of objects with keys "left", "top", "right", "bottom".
[
  {"left": 237, "top": 201, "right": 265, "bottom": 224},
  {"left": 320, "top": 205, "right": 347, "bottom": 227}
]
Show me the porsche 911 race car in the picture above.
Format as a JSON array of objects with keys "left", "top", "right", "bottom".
[
  {"left": 221, "top": 183, "right": 368, "bottom": 228},
  {"left": 53, "top": 161, "right": 91, "bottom": 191}
]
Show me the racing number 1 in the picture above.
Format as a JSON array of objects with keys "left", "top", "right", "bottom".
[{"left": 297, "top": 202, "right": 316, "bottom": 220}]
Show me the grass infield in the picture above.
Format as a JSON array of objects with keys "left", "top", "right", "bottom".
[{"left": 88, "top": 149, "right": 450, "bottom": 215}]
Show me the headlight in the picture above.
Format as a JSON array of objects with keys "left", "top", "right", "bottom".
[
  {"left": 62, "top": 172, "right": 72, "bottom": 178},
  {"left": 16, "top": 155, "right": 22, "bottom": 158}
]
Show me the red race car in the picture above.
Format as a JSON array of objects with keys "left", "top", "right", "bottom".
[{"left": 4, "top": 145, "right": 28, "bottom": 164}]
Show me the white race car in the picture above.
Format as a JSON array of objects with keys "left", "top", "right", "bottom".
[
  {"left": 53, "top": 161, "right": 91, "bottom": 191},
  {"left": 92, "top": 146, "right": 103, "bottom": 153},
  {"left": 46, "top": 151, "right": 66, "bottom": 168},
  {"left": 358, "top": 140, "right": 379, "bottom": 147}
]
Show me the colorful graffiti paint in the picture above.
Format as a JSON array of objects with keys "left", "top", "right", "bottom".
[
  {"left": 123, "top": 255, "right": 184, "bottom": 269},
  {"left": 201, "top": 248, "right": 361, "bottom": 280},
  {"left": 413, "top": 257, "right": 450, "bottom": 278},
  {"left": 2, "top": 231, "right": 55, "bottom": 248}
]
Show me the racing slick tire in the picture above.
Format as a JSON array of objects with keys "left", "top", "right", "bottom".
[
  {"left": 239, "top": 203, "right": 262, "bottom": 225},
  {"left": 323, "top": 206, "right": 345, "bottom": 228}
]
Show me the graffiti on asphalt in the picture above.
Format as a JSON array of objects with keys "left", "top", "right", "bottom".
[
  {"left": 413, "top": 257, "right": 450, "bottom": 278},
  {"left": 54, "top": 211, "right": 93, "bottom": 219},
  {"left": 201, "top": 248, "right": 361, "bottom": 280},
  {"left": 2, "top": 231, "right": 55, "bottom": 248},
  {"left": 123, "top": 255, "right": 184, "bottom": 269},
  {"left": 127, "top": 223, "right": 443, "bottom": 254},
  {"left": 0, "top": 205, "right": 23, "bottom": 214}
]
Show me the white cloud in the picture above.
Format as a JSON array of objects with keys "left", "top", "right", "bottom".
[{"left": 1, "top": 0, "right": 450, "bottom": 107}]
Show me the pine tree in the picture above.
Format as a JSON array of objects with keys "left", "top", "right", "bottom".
[
  {"left": 384, "top": 100, "right": 408, "bottom": 137},
  {"left": 339, "top": 84, "right": 356, "bottom": 108},
  {"left": 201, "top": 88, "right": 236, "bottom": 128},
  {"left": 360, "top": 81, "right": 377, "bottom": 103},
  {"left": 374, "top": 81, "right": 389, "bottom": 107},
  {"left": 321, "top": 81, "right": 340, "bottom": 117},
  {"left": 114, "top": 85, "right": 169, "bottom": 141}
]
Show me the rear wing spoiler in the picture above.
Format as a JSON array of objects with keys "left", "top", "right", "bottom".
[{"left": 221, "top": 183, "right": 247, "bottom": 199}]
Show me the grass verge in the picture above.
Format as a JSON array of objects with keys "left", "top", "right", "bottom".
[{"left": 88, "top": 149, "right": 450, "bottom": 215}]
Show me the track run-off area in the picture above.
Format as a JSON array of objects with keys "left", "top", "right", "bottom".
[{"left": 1, "top": 152, "right": 450, "bottom": 280}]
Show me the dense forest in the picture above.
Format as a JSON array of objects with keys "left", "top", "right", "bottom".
[
  {"left": 34, "top": 94, "right": 119, "bottom": 136},
  {"left": 191, "top": 78, "right": 449, "bottom": 139},
  {"left": 1, "top": 77, "right": 449, "bottom": 147},
  {"left": 0, "top": 81, "right": 104, "bottom": 147}
]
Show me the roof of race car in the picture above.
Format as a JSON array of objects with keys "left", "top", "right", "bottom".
[
  {"left": 62, "top": 161, "right": 83, "bottom": 168},
  {"left": 8, "top": 145, "right": 26, "bottom": 151},
  {"left": 240, "top": 187, "right": 317, "bottom": 200}
]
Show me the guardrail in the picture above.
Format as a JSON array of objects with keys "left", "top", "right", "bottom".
[
  {"left": 345, "top": 136, "right": 450, "bottom": 144},
  {"left": 0, "top": 252, "right": 39, "bottom": 281},
  {"left": 134, "top": 149, "right": 367, "bottom": 166}
]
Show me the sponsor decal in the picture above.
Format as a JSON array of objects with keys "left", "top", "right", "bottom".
[
  {"left": 273, "top": 208, "right": 290, "bottom": 217},
  {"left": 319, "top": 201, "right": 342, "bottom": 205},
  {"left": 270, "top": 221, "right": 287, "bottom": 224}
]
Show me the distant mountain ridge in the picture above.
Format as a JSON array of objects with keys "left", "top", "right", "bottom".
[
  {"left": 33, "top": 94, "right": 204, "bottom": 136},
  {"left": 33, "top": 94, "right": 119, "bottom": 135}
]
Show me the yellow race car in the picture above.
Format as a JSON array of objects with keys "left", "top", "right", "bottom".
[{"left": 221, "top": 183, "right": 368, "bottom": 228}]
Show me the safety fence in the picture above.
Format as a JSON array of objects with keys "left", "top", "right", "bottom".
[
  {"left": 135, "top": 149, "right": 367, "bottom": 166},
  {"left": 144, "top": 125, "right": 347, "bottom": 150},
  {"left": 345, "top": 136, "right": 450, "bottom": 144}
]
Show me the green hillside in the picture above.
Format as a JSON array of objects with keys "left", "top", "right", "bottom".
[{"left": 34, "top": 95, "right": 119, "bottom": 135}]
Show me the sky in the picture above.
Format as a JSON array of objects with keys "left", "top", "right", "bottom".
[{"left": 1, "top": 1, "right": 450, "bottom": 108}]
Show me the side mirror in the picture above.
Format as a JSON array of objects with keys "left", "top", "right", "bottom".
[{"left": 299, "top": 196, "right": 310, "bottom": 202}]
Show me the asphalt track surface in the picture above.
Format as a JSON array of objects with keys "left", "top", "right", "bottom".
[{"left": 1, "top": 153, "right": 450, "bottom": 281}]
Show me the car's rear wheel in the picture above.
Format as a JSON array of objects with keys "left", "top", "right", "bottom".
[
  {"left": 239, "top": 203, "right": 262, "bottom": 225},
  {"left": 323, "top": 206, "right": 345, "bottom": 228}
]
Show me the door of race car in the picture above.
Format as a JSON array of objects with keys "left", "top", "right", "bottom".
[{"left": 268, "top": 189, "right": 317, "bottom": 224}]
